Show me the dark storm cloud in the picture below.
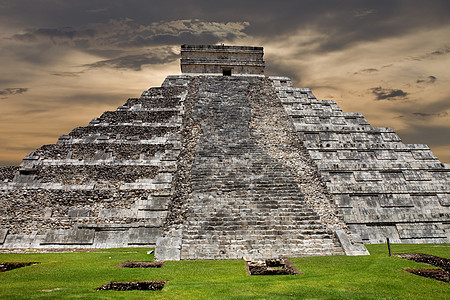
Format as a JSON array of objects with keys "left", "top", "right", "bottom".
[
  {"left": 417, "top": 76, "right": 437, "bottom": 84},
  {"left": 409, "top": 46, "right": 450, "bottom": 61},
  {"left": 354, "top": 68, "right": 378, "bottom": 75},
  {"left": 87, "top": 8, "right": 109, "bottom": 13},
  {"left": 97, "top": 19, "right": 249, "bottom": 49},
  {"left": 265, "top": 62, "right": 302, "bottom": 83},
  {"left": 121, "top": 31, "right": 237, "bottom": 48},
  {"left": 9, "top": 19, "right": 249, "bottom": 49},
  {"left": 83, "top": 50, "right": 179, "bottom": 71},
  {"left": 413, "top": 111, "right": 448, "bottom": 118},
  {"left": 353, "top": 8, "right": 377, "bottom": 17},
  {"left": 62, "top": 92, "right": 134, "bottom": 106},
  {"left": 397, "top": 124, "right": 450, "bottom": 147},
  {"left": 3, "top": 1, "right": 449, "bottom": 54},
  {"left": 51, "top": 71, "right": 85, "bottom": 77},
  {"left": 430, "top": 47, "right": 450, "bottom": 56},
  {"left": 370, "top": 87, "right": 408, "bottom": 100},
  {"left": 0, "top": 88, "right": 28, "bottom": 96},
  {"left": 391, "top": 97, "right": 450, "bottom": 116},
  {"left": 12, "top": 27, "right": 96, "bottom": 43}
]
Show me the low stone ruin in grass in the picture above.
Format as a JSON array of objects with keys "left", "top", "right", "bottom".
[
  {"left": 116, "top": 261, "right": 164, "bottom": 268},
  {"left": 0, "top": 262, "right": 40, "bottom": 272},
  {"left": 96, "top": 281, "right": 166, "bottom": 291},
  {"left": 396, "top": 253, "right": 450, "bottom": 283},
  {"left": 245, "top": 258, "right": 302, "bottom": 275}
]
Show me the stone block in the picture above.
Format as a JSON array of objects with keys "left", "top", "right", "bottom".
[
  {"left": 334, "top": 194, "right": 353, "bottom": 208},
  {"left": 128, "top": 227, "right": 162, "bottom": 245},
  {"left": 411, "top": 150, "right": 436, "bottom": 160},
  {"left": 68, "top": 208, "right": 90, "bottom": 218},
  {"left": 94, "top": 230, "right": 129, "bottom": 248},
  {"left": 374, "top": 150, "right": 397, "bottom": 160},
  {"left": 338, "top": 151, "right": 360, "bottom": 160},
  {"left": 358, "top": 225, "right": 401, "bottom": 244},
  {"left": 155, "top": 229, "right": 182, "bottom": 261},
  {"left": 379, "top": 194, "right": 414, "bottom": 207},
  {"left": 136, "top": 210, "right": 167, "bottom": 219},
  {"left": 41, "top": 229, "right": 95, "bottom": 245},
  {"left": 437, "top": 194, "right": 449, "bottom": 206},
  {"left": 335, "top": 230, "right": 369, "bottom": 256},
  {"left": 43, "top": 207, "right": 52, "bottom": 218},
  {"left": 402, "top": 170, "right": 432, "bottom": 181},
  {"left": 396, "top": 223, "right": 447, "bottom": 239},
  {"left": 136, "top": 196, "right": 171, "bottom": 210},
  {"left": 3, "top": 234, "right": 36, "bottom": 248},
  {"left": 353, "top": 171, "right": 382, "bottom": 181}
]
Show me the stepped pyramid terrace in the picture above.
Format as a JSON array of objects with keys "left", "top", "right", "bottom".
[{"left": 0, "top": 45, "right": 448, "bottom": 260}]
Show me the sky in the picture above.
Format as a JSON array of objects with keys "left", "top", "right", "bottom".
[{"left": 0, "top": 0, "right": 449, "bottom": 166}]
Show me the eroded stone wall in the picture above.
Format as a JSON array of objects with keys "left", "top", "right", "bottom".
[
  {"left": 0, "top": 166, "right": 18, "bottom": 183},
  {"left": 270, "top": 76, "right": 450, "bottom": 244},
  {"left": 181, "top": 44, "right": 265, "bottom": 75},
  {"left": 0, "top": 81, "right": 189, "bottom": 249},
  {"left": 248, "top": 78, "right": 347, "bottom": 233}
]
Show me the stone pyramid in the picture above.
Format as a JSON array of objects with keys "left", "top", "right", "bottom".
[{"left": 0, "top": 45, "right": 448, "bottom": 260}]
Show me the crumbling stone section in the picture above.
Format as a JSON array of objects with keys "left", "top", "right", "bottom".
[
  {"left": 396, "top": 253, "right": 450, "bottom": 272},
  {"left": 68, "top": 125, "right": 178, "bottom": 139},
  {"left": 248, "top": 78, "right": 347, "bottom": 232},
  {"left": 0, "top": 78, "right": 188, "bottom": 249},
  {"left": 174, "top": 76, "right": 344, "bottom": 260},
  {"left": 0, "top": 261, "right": 40, "bottom": 272},
  {"left": 116, "top": 261, "right": 164, "bottom": 268},
  {"left": 397, "top": 253, "right": 450, "bottom": 283},
  {"left": 96, "top": 281, "right": 166, "bottom": 291},
  {"left": 98, "top": 111, "right": 178, "bottom": 124},
  {"left": 270, "top": 76, "right": 450, "bottom": 244},
  {"left": 0, "top": 189, "right": 155, "bottom": 234},
  {"left": 246, "top": 258, "right": 301, "bottom": 275},
  {"left": 36, "top": 165, "right": 159, "bottom": 186},
  {"left": 140, "top": 86, "right": 187, "bottom": 100},
  {"left": 163, "top": 77, "right": 200, "bottom": 230},
  {"left": 0, "top": 166, "right": 18, "bottom": 182},
  {"left": 34, "top": 143, "right": 172, "bottom": 160}
]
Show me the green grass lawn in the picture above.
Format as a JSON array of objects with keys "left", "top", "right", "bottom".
[{"left": 0, "top": 244, "right": 448, "bottom": 299}]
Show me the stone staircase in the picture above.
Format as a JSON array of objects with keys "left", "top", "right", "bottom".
[
  {"left": 175, "top": 76, "right": 344, "bottom": 259},
  {"left": 270, "top": 76, "right": 450, "bottom": 244},
  {"left": 3, "top": 44, "right": 447, "bottom": 256},
  {"left": 0, "top": 83, "right": 190, "bottom": 249}
]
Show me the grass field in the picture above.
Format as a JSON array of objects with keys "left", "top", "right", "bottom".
[{"left": 0, "top": 244, "right": 448, "bottom": 299}]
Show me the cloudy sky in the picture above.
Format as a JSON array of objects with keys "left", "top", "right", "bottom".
[{"left": 1, "top": 0, "right": 449, "bottom": 166}]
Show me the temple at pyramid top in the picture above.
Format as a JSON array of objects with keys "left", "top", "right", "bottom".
[{"left": 180, "top": 44, "right": 265, "bottom": 75}]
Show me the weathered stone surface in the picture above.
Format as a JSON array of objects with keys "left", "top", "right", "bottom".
[
  {"left": 335, "top": 230, "right": 370, "bottom": 256},
  {"left": 172, "top": 76, "right": 344, "bottom": 260},
  {"left": 42, "top": 229, "right": 95, "bottom": 245},
  {"left": 0, "top": 78, "right": 188, "bottom": 248},
  {"left": 155, "top": 229, "right": 182, "bottom": 261},
  {"left": 0, "top": 44, "right": 448, "bottom": 256},
  {"left": 270, "top": 76, "right": 449, "bottom": 244},
  {"left": 181, "top": 45, "right": 264, "bottom": 75},
  {"left": 0, "top": 166, "right": 18, "bottom": 183}
]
